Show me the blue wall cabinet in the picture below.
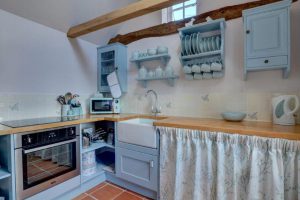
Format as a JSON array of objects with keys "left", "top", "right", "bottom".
[
  {"left": 243, "top": 0, "right": 291, "bottom": 80},
  {"left": 115, "top": 147, "right": 158, "bottom": 191},
  {"left": 97, "top": 43, "right": 128, "bottom": 93}
]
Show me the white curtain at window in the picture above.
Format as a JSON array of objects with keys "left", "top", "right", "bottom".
[{"left": 158, "top": 127, "right": 300, "bottom": 200}]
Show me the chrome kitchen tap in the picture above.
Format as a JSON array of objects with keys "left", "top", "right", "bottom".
[{"left": 145, "top": 90, "right": 161, "bottom": 116}]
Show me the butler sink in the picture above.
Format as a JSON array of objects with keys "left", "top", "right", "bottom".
[{"left": 117, "top": 118, "right": 157, "bottom": 149}]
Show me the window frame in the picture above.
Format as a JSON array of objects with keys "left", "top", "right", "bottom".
[{"left": 162, "top": 0, "right": 199, "bottom": 23}]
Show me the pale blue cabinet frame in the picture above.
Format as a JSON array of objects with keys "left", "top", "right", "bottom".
[
  {"left": 97, "top": 43, "right": 128, "bottom": 93},
  {"left": 115, "top": 147, "right": 158, "bottom": 192},
  {"left": 243, "top": 0, "right": 291, "bottom": 80}
]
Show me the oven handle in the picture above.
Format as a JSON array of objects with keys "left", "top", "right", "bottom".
[{"left": 23, "top": 138, "right": 78, "bottom": 154}]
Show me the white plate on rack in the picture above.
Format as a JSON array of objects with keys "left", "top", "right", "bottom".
[
  {"left": 206, "top": 37, "right": 211, "bottom": 52},
  {"left": 184, "top": 35, "right": 189, "bottom": 56},
  {"left": 192, "top": 33, "right": 197, "bottom": 54},
  {"left": 211, "top": 36, "right": 216, "bottom": 51},
  {"left": 181, "top": 36, "right": 186, "bottom": 55},
  {"left": 203, "top": 38, "right": 208, "bottom": 52},
  {"left": 196, "top": 33, "right": 201, "bottom": 53},
  {"left": 216, "top": 36, "right": 221, "bottom": 50},
  {"left": 188, "top": 35, "right": 193, "bottom": 55}
]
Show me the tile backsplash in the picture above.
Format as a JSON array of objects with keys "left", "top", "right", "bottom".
[
  {"left": 121, "top": 91, "right": 300, "bottom": 124},
  {"left": 0, "top": 94, "right": 91, "bottom": 122}
]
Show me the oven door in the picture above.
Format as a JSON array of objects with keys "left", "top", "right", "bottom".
[
  {"left": 90, "top": 98, "right": 113, "bottom": 114},
  {"left": 15, "top": 138, "right": 80, "bottom": 200}
]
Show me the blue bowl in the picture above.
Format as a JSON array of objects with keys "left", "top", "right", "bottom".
[{"left": 221, "top": 112, "right": 247, "bottom": 122}]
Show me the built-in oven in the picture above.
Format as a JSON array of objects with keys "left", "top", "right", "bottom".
[{"left": 14, "top": 125, "right": 80, "bottom": 200}]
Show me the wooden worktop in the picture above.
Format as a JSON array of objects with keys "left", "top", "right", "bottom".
[
  {"left": 0, "top": 114, "right": 168, "bottom": 135},
  {"left": 154, "top": 117, "right": 300, "bottom": 140},
  {"left": 1, "top": 114, "right": 300, "bottom": 140}
]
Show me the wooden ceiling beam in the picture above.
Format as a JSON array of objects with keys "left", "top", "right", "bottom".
[
  {"left": 108, "top": 0, "right": 298, "bottom": 45},
  {"left": 67, "top": 0, "right": 186, "bottom": 38}
]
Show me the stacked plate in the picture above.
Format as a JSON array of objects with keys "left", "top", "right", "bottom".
[{"left": 181, "top": 34, "right": 221, "bottom": 56}]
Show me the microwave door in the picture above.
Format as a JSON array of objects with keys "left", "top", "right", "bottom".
[{"left": 92, "top": 100, "right": 113, "bottom": 113}]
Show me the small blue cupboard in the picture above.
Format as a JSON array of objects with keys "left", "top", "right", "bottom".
[{"left": 243, "top": 0, "right": 291, "bottom": 80}]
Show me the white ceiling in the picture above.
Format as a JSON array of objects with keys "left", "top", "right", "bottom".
[{"left": 0, "top": 0, "right": 140, "bottom": 45}]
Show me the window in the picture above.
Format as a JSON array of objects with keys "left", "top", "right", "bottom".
[{"left": 162, "top": 0, "right": 198, "bottom": 23}]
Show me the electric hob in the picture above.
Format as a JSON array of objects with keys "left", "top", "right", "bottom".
[{"left": 0, "top": 116, "right": 80, "bottom": 128}]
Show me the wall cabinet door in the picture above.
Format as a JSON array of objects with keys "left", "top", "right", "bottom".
[
  {"left": 97, "top": 43, "right": 127, "bottom": 93},
  {"left": 115, "top": 147, "right": 158, "bottom": 191},
  {"left": 245, "top": 8, "right": 288, "bottom": 59}
]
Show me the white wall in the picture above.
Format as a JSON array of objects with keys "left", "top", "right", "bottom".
[
  {"left": 120, "top": 0, "right": 300, "bottom": 123},
  {"left": 0, "top": 9, "right": 97, "bottom": 121}
]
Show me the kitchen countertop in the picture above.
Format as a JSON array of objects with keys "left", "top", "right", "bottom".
[
  {"left": 154, "top": 117, "right": 300, "bottom": 140},
  {"left": 0, "top": 114, "right": 166, "bottom": 135},
  {"left": 0, "top": 114, "right": 300, "bottom": 140}
]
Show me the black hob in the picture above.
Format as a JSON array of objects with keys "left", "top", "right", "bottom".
[{"left": 0, "top": 116, "right": 81, "bottom": 128}]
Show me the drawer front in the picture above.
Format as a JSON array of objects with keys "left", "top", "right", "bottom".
[
  {"left": 115, "top": 147, "right": 158, "bottom": 191},
  {"left": 247, "top": 56, "right": 288, "bottom": 69}
]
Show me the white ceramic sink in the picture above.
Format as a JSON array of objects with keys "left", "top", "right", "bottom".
[{"left": 117, "top": 118, "right": 157, "bottom": 148}]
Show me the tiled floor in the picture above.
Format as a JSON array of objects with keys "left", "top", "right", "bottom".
[{"left": 73, "top": 182, "right": 151, "bottom": 200}]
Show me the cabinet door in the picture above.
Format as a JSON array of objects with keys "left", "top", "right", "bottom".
[
  {"left": 97, "top": 46, "right": 118, "bottom": 93},
  {"left": 115, "top": 147, "right": 158, "bottom": 191},
  {"left": 245, "top": 8, "right": 288, "bottom": 58}
]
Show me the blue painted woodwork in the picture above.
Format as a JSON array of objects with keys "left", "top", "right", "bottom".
[
  {"left": 97, "top": 43, "right": 128, "bottom": 93},
  {"left": 114, "top": 123, "right": 159, "bottom": 193},
  {"left": 115, "top": 147, "right": 158, "bottom": 191},
  {"left": 243, "top": 0, "right": 291, "bottom": 80},
  {"left": 130, "top": 53, "right": 178, "bottom": 88},
  {"left": 178, "top": 18, "right": 226, "bottom": 80},
  {"left": 0, "top": 135, "right": 15, "bottom": 200}
]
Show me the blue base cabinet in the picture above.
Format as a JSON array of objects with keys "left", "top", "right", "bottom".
[
  {"left": 243, "top": 0, "right": 291, "bottom": 80},
  {"left": 115, "top": 147, "right": 158, "bottom": 191}
]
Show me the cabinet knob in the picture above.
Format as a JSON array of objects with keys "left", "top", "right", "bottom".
[
  {"left": 264, "top": 60, "right": 269, "bottom": 64},
  {"left": 246, "top": 30, "right": 250, "bottom": 34}
]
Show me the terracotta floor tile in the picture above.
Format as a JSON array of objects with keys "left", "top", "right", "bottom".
[
  {"left": 126, "top": 190, "right": 145, "bottom": 197},
  {"left": 86, "top": 182, "right": 107, "bottom": 194},
  {"left": 114, "top": 191, "right": 143, "bottom": 200},
  {"left": 72, "top": 193, "right": 88, "bottom": 200},
  {"left": 81, "top": 195, "right": 96, "bottom": 200},
  {"left": 90, "top": 184, "right": 123, "bottom": 200}
]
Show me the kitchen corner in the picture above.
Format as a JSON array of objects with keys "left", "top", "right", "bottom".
[{"left": 1, "top": 0, "right": 300, "bottom": 199}]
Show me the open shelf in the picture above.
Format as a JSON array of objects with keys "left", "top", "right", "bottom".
[
  {"left": 181, "top": 50, "right": 222, "bottom": 60},
  {"left": 0, "top": 169, "right": 11, "bottom": 180},
  {"left": 82, "top": 142, "right": 114, "bottom": 154},
  {"left": 130, "top": 53, "right": 170, "bottom": 63},
  {"left": 136, "top": 75, "right": 179, "bottom": 88}
]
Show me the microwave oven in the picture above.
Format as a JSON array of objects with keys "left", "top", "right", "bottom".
[{"left": 90, "top": 98, "right": 120, "bottom": 114}]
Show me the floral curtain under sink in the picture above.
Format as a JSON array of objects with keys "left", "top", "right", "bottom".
[{"left": 158, "top": 127, "right": 300, "bottom": 200}]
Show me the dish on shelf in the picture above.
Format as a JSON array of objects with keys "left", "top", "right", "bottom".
[
  {"left": 188, "top": 35, "right": 193, "bottom": 55},
  {"left": 185, "top": 35, "right": 190, "bottom": 55},
  {"left": 157, "top": 46, "right": 168, "bottom": 54},
  {"left": 211, "top": 36, "right": 216, "bottom": 51},
  {"left": 221, "top": 112, "right": 247, "bottom": 122},
  {"left": 181, "top": 36, "right": 185, "bottom": 56},
  {"left": 198, "top": 37, "right": 204, "bottom": 53},
  {"left": 216, "top": 36, "right": 221, "bottom": 50},
  {"left": 196, "top": 33, "right": 201, "bottom": 53},
  {"left": 192, "top": 33, "right": 197, "bottom": 54},
  {"left": 203, "top": 38, "right": 208, "bottom": 52},
  {"left": 147, "top": 48, "right": 157, "bottom": 56}
]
